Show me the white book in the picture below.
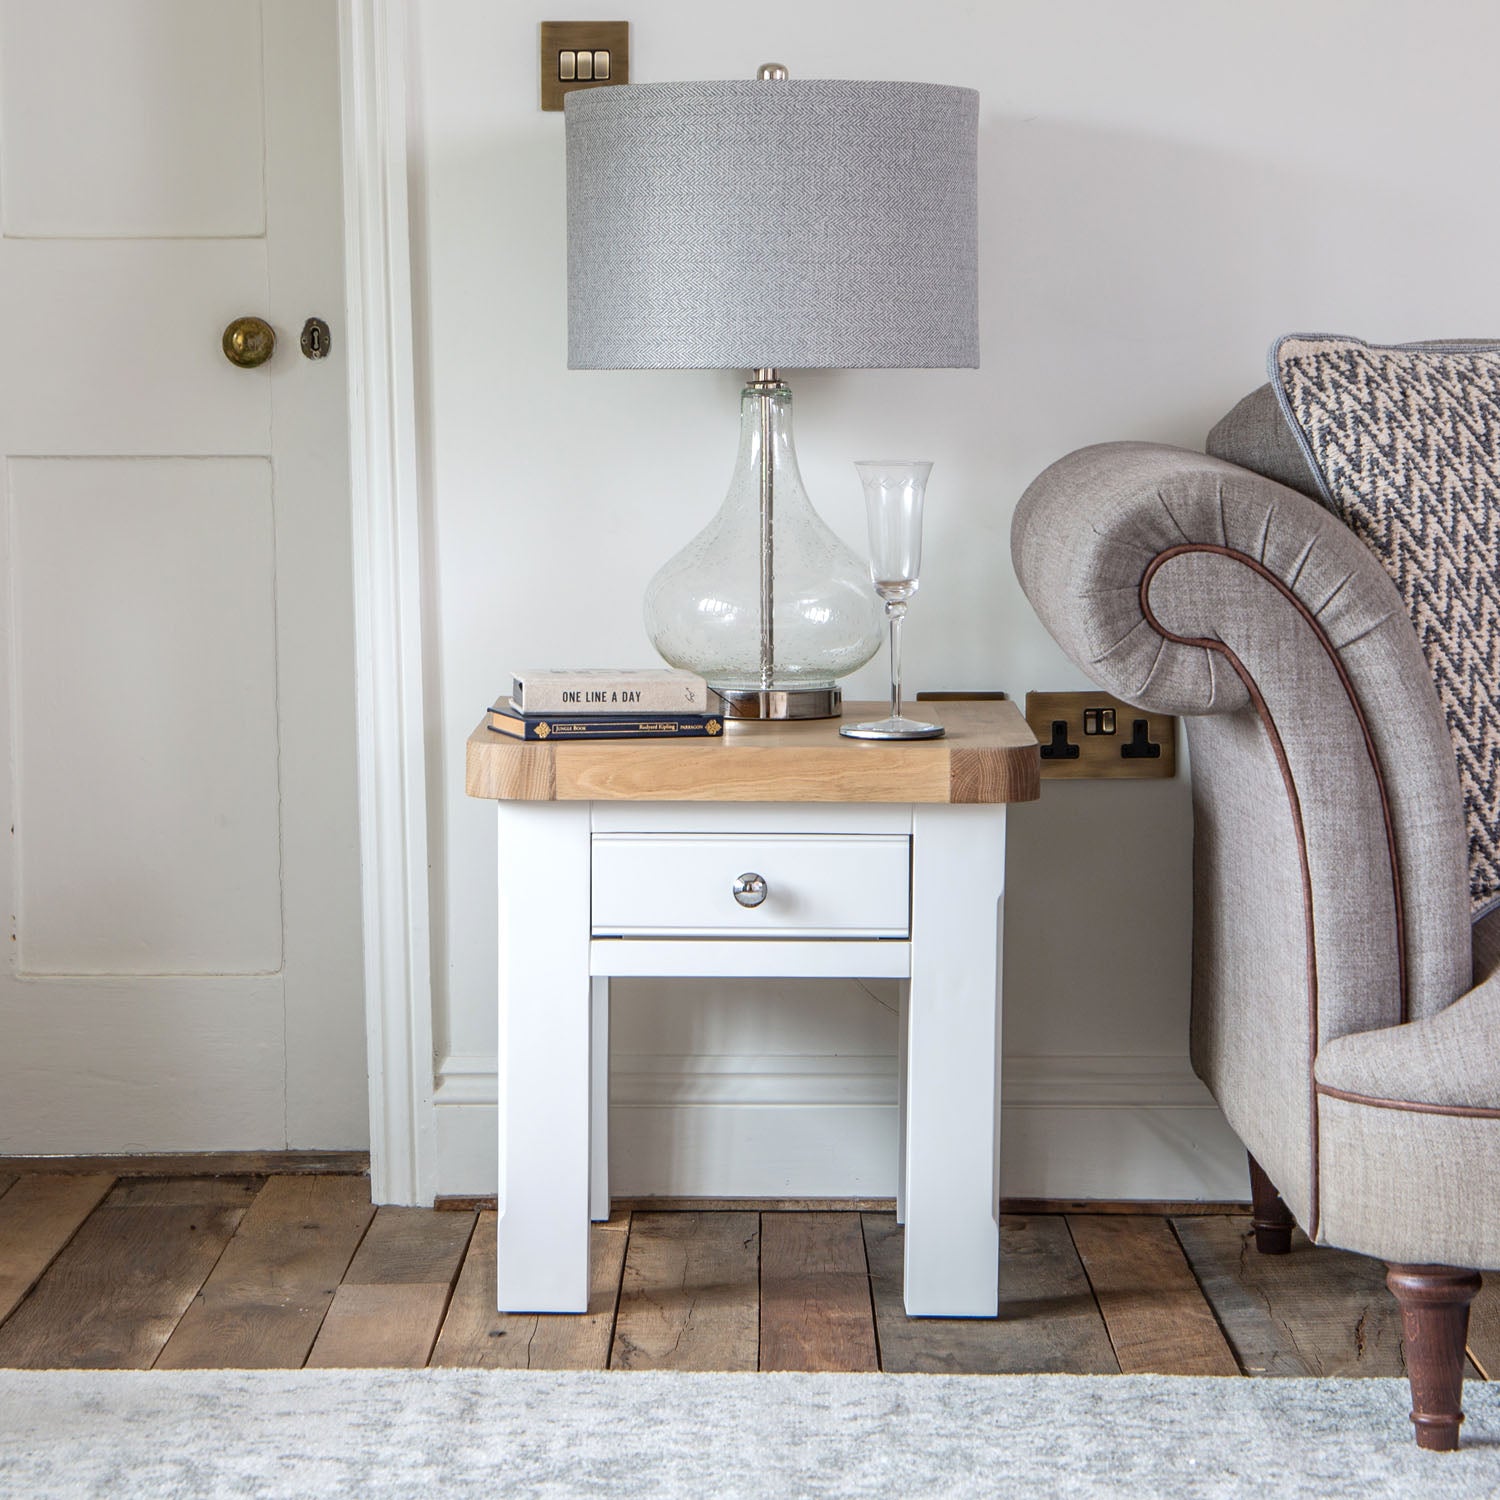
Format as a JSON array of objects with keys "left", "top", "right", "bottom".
[{"left": 510, "top": 667, "right": 710, "bottom": 715}]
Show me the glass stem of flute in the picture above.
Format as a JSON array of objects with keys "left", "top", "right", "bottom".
[{"left": 886, "top": 600, "right": 906, "bottom": 721}]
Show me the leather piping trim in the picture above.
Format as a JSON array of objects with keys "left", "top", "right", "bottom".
[
  {"left": 1317, "top": 1083, "right": 1500, "bottom": 1121},
  {"left": 1140, "top": 543, "right": 1407, "bottom": 1243}
]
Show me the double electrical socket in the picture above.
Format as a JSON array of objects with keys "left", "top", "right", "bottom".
[{"left": 1024, "top": 691, "right": 1176, "bottom": 780}]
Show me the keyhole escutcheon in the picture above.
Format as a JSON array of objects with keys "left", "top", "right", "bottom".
[{"left": 300, "top": 317, "right": 332, "bottom": 360}]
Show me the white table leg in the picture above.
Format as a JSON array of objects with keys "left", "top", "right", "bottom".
[
  {"left": 590, "top": 975, "right": 610, "bottom": 1222},
  {"left": 903, "top": 802, "right": 1006, "bottom": 1317},
  {"left": 496, "top": 800, "right": 592, "bottom": 1312},
  {"left": 896, "top": 978, "right": 909, "bottom": 1226}
]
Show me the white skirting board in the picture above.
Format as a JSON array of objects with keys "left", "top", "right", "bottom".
[{"left": 431, "top": 1051, "right": 1249, "bottom": 1202}]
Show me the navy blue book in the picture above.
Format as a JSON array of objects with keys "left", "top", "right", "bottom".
[{"left": 486, "top": 700, "right": 723, "bottom": 741}]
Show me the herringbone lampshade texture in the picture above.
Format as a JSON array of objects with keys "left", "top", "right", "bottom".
[
  {"left": 1274, "top": 335, "right": 1500, "bottom": 914},
  {"left": 563, "top": 79, "right": 979, "bottom": 371}
]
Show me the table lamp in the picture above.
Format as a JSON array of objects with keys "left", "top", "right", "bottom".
[{"left": 565, "top": 67, "right": 979, "bottom": 720}]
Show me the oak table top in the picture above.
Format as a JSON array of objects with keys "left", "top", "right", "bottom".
[{"left": 465, "top": 698, "right": 1040, "bottom": 805}]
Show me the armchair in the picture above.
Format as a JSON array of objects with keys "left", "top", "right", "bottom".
[{"left": 1011, "top": 384, "right": 1497, "bottom": 1449}]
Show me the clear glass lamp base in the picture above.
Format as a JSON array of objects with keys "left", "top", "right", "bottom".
[{"left": 840, "top": 715, "right": 945, "bottom": 741}]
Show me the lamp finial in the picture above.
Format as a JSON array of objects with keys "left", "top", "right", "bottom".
[{"left": 756, "top": 63, "right": 789, "bottom": 80}]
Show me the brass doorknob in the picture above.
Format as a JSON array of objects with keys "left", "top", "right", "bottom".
[{"left": 222, "top": 316, "right": 276, "bottom": 368}]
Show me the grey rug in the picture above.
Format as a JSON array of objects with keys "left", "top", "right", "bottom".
[{"left": 2, "top": 1369, "right": 1499, "bottom": 1499}]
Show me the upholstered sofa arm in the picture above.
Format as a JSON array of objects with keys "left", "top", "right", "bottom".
[
  {"left": 1017, "top": 442, "right": 1412, "bottom": 717},
  {"left": 1012, "top": 440, "right": 1471, "bottom": 1032},
  {"left": 1316, "top": 971, "right": 1500, "bottom": 1112},
  {"left": 1313, "top": 970, "right": 1500, "bottom": 1270}
]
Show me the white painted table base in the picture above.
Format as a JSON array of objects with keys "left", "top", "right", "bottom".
[{"left": 494, "top": 798, "right": 1006, "bottom": 1318}]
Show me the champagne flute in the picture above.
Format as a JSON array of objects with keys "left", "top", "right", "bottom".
[{"left": 840, "top": 460, "right": 944, "bottom": 740}]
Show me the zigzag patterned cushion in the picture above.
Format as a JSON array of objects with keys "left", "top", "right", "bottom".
[{"left": 1272, "top": 334, "right": 1500, "bottom": 915}]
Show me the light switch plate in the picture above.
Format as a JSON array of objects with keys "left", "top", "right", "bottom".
[
  {"left": 541, "top": 21, "right": 629, "bottom": 112},
  {"left": 1024, "top": 690, "right": 1176, "bottom": 780}
]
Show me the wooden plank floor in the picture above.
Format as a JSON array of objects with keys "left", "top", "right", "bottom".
[{"left": 0, "top": 1170, "right": 1492, "bottom": 1381}]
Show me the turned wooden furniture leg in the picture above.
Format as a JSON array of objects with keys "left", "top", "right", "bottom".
[
  {"left": 1247, "top": 1153, "right": 1296, "bottom": 1254},
  {"left": 1386, "top": 1264, "right": 1482, "bottom": 1451}
]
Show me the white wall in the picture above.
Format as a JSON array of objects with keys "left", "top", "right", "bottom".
[{"left": 406, "top": 0, "right": 1500, "bottom": 1198}]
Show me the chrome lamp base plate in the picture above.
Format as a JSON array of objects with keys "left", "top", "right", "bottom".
[
  {"left": 839, "top": 716, "right": 946, "bottom": 740},
  {"left": 712, "top": 686, "right": 842, "bottom": 721}
]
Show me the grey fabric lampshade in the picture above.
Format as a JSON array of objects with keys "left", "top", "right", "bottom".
[{"left": 564, "top": 79, "right": 979, "bottom": 371}]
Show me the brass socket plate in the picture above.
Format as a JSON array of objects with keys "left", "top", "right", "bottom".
[
  {"left": 541, "top": 21, "right": 629, "bottom": 111},
  {"left": 1024, "top": 690, "right": 1177, "bottom": 780}
]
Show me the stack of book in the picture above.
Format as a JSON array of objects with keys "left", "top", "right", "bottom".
[{"left": 487, "top": 668, "right": 723, "bottom": 741}]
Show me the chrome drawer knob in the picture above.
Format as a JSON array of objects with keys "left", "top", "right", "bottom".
[{"left": 732, "top": 872, "right": 768, "bottom": 908}]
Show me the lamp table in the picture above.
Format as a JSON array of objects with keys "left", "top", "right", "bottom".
[{"left": 465, "top": 698, "right": 1039, "bottom": 1316}]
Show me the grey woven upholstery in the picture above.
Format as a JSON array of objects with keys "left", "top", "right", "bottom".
[
  {"left": 1207, "top": 383, "right": 1322, "bottom": 501},
  {"left": 1012, "top": 433, "right": 1491, "bottom": 1266},
  {"left": 1475, "top": 907, "right": 1500, "bottom": 984},
  {"left": 1317, "top": 975, "right": 1500, "bottom": 1110},
  {"left": 1316, "top": 1100, "right": 1499, "bottom": 1269}
]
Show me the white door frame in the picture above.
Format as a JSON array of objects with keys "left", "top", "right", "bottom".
[{"left": 338, "top": 0, "right": 435, "bottom": 1204}]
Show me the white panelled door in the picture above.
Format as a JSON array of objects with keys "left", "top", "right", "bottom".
[{"left": 0, "top": 0, "right": 365, "bottom": 1150}]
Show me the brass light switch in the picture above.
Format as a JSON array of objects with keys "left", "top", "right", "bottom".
[{"left": 541, "top": 22, "right": 629, "bottom": 111}]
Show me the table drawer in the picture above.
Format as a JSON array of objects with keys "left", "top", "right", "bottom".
[{"left": 591, "top": 834, "right": 910, "bottom": 938}]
